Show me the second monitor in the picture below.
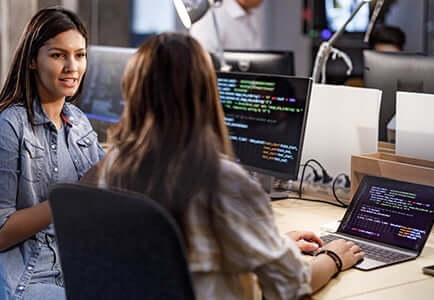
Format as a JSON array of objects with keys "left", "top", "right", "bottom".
[
  {"left": 77, "top": 45, "right": 136, "bottom": 142},
  {"left": 364, "top": 50, "right": 434, "bottom": 141},
  {"left": 217, "top": 72, "right": 312, "bottom": 181},
  {"left": 222, "top": 50, "right": 295, "bottom": 76}
]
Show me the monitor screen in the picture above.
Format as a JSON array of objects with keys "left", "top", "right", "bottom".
[
  {"left": 363, "top": 50, "right": 434, "bottom": 141},
  {"left": 77, "top": 45, "right": 136, "bottom": 142},
  {"left": 325, "top": 0, "right": 370, "bottom": 33},
  {"left": 217, "top": 72, "right": 312, "bottom": 180},
  {"left": 222, "top": 50, "right": 295, "bottom": 76}
]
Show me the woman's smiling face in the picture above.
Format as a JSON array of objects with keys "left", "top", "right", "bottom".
[{"left": 32, "top": 29, "right": 87, "bottom": 103}]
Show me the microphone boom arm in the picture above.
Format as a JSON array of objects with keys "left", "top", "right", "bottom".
[{"left": 312, "top": 0, "right": 372, "bottom": 83}]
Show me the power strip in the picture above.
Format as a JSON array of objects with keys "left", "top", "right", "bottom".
[{"left": 282, "top": 175, "right": 351, "bottom": 202}]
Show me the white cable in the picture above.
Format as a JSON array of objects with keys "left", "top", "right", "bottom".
[
  {"left": 364, "top": 0, "right": 385, "bottom": 43},
  {"left": 330, "top": 47, "right": 353, "bottom": 76},
  {"left": 321, "top": 52, "right": 330, "bottom": 84}
]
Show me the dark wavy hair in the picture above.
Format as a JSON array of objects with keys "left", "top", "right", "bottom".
[
  {"left": 104, "top": 33, "right": 233, "bottom": 244},
  {"left": 0, "top": 6, "right": 88, "bottom": 125},
  {"left": 369, "top": 25, "right": 406, "bottom": 50}
]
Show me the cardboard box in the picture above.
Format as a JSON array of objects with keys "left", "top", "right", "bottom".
[{"left": 351, "top": 152, "right": 434, "bottom": 199}]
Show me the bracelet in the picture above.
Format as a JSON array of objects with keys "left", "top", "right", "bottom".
[{"left": 315, "top": 249, "right": 343, "bottom": 278}]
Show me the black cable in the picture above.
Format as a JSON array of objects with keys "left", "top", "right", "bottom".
[
  {"left": 332, "top": 173, "right": 349, "bottom": 208},
  {"left": 300, "top": 163, "right": 315, "bottom": 173},
  {"left": 304, "top": 158, "right": 327, "bottom": 172},
  {"left": 299, "top": 159, "right": 325, "bottom": 198},
  {"left": 295, "top": 159, "right": 348, "bottom": 208},
  {"left": 299, "top": 164, "right": 321, "bottom": 182},
  {"left": 298, "top": 162, "right": 316, "bottom": 198},
  {"left": 306, "top": 159, "right": 333, "bottom": 184}
]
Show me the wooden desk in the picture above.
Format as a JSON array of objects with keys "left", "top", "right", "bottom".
[{"left": 272, "top": 199, "right": 434, "bottom": 300}]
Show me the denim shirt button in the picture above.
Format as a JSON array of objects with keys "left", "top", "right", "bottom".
[
  {"left": 51, "top": 144, "right": 56, "bottom": 149},
  {"left": 18, "top": 286, "right": 24, "bottom": 291},
  {"left": 27, "top": 266, "right": 33, "bottom": 270},
  {"left": 54, "top": 167, "right": 58, "bottom": 173}
]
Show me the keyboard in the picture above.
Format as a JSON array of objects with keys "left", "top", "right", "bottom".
[{"left": 320, "top": 235, "right": 412, "bottom": 263}]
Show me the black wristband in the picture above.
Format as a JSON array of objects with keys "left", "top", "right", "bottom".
[{"left": 315, "top": 249, "right": 343, "bottom": 278}]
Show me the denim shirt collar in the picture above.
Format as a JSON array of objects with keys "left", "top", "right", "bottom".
[{"left": 32, "top": 98, "right": 76, "bottom": 127}]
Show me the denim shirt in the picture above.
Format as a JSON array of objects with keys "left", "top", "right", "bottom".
[{"left": 0, "top": 100, "right": 104, "bottom": 299}]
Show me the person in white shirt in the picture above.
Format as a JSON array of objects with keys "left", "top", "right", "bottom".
[{"left": 190, "top": 0, "right": 263, "bottom": 53}]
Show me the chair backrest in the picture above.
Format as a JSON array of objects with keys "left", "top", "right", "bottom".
[{"left": 49, "top": 183, "right": 196, "bottom": 300}]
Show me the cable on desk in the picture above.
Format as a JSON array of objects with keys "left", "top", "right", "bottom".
[
  {"left": 298, "top": 159, "right": 327, "bottom": 198},
  {"left": 296, "top": 159, "right": 348, "bottom": 208},
  {"left": 298, "top": 160, "right": 318, "bottom": 198},
  {"left": 332, "top": 173, "right": 349, "bottom": 208},
  {"left": 305, "top": 159, "right": 333, "bottom": 183}
]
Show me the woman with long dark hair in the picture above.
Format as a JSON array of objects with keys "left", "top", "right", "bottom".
[
  {"left": 84, "top": 32, "right": 364, "bottom": 299},
  {"left": 0, "top": 7, "right": 103, "bottom": 299}
]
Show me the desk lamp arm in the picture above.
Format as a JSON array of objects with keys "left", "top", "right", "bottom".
[{"left": 312, "top": 0, "right": 371, "bottom": 83}]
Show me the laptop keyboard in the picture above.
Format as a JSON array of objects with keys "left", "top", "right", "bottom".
[{"left": 321, "top": 235, "right": 412, "bottom": 263}]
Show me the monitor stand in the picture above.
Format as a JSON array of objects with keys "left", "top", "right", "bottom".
[{"left": 253, "top": 172, "right": 289, "bottom": 201}]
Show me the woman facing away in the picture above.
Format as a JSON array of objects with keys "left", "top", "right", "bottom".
[
  {"left": 0, "top": 7, "right": 104, "bottom": 300},
  {"left": 83, "top": 32, "right": 364, "bottom": 299}
]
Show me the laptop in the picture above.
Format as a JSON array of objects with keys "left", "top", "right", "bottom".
[{"left": 320, "top": 175, "right": 434, "bottom": 271}]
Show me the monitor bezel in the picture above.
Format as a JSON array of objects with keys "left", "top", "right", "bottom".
[
  {"left": 222, "top": 49, "right": 295, "bottom": 76},
  {"left": 78, "top": 45, "right": 137, "bottom": 142},
  {"left": 217, "top": 71, "right": 313, "bottom": 180},
  {"left": 363, "top": 50, "right": 434, "bottom": 141}
]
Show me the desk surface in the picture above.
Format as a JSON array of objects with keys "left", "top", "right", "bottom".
[{"left": 272, "top": 199, "right": 434, "bottom": 300}]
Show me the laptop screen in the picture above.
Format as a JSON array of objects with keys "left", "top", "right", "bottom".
[{"left": 339, "top": 176, "right": 434, "bottom": 252}]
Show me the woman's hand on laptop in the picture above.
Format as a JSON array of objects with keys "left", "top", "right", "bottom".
[
  {"left": 286, "top": 230, "right": 323, "bottom": 252},
  {"left": 323, "top": 239, "right": 365, "bottom": 270}
]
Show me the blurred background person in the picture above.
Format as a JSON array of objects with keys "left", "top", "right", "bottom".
[
  {"left": 190, "top": 0, "right": 264, "bottom": 53},
  {"left": 369, "top": 25, "right": 406, "bottom": 52}
]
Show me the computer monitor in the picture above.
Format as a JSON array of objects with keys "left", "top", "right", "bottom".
[
  {"left": 77, "top": 45, "right": 136, "bottom": 142},
  {"left": 324, "top": 0, "right": 370, "bottom": 33},
  {"left": 217, "top": 72, "right": 312, "bottom": 180},
  {"left": 363, "top": 50, "right": 434, "bottom": 141},
  {"left": 311, "top": 0, "right": 370, "bottom": 37},
  {"left": 222, "top": 50, "right": 295, "bottom": 76}
]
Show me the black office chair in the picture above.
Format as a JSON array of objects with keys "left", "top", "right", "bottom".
[{"left": 49, "top": 183, "right": 196, "bottom": 300}]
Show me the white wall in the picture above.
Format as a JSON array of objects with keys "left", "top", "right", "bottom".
[
  {"left": 132, "top": 0, "right": 175, "bottom": 34},
  {"left": 264, "top": 0, "right": 312, "bottom": 76},
  {"left": 386, "top": 0, "right": 426, "bottom": 53},
  {"left": 62, "top": 0, "right": 78, "bottom": 12},
  {"left": 0, "top": 0, "right": 38, "bottom": 84}
]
